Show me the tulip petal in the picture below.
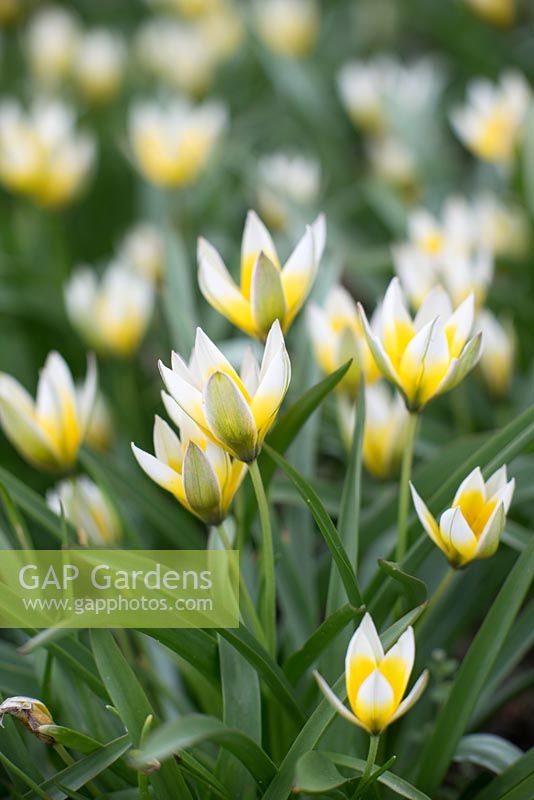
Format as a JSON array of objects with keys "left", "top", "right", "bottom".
[
  {"left": 444, "top": 293, "right": 474, "bottom": 358},
  {"left": 398, "top": 319, "right": 449, "bottom": 408},
  {"left": 250, "top": 332, "right": 291, "bottom": 439},
  {"left": 183, "top": 441, "right": 223, "bottom": 524},
  {"left": 380, "top": 627, "right": 414, "bottom": 705},
  {"left": 485, "top": 465, "right": 508, "bottom": 498},
  {"left": 203, "top": 371, "right": 258, "bottom": 462},
  {"left": 280, "top": 225, "right": 315, "bottom": 325},
  {"left": 0, "top": 376, "right": 59, "bottom": 469},
  {"left": 36, "top": 352, "right": 81, "bottom": 463},
  {"left": 193, "top": 328, "right": 248, "bottom": 398},
  {"left": 159, "top": 361, "right": 207, "bottom": 433},
  {"left": 440, "top": 507, "right": 478, "bottom": 565},
  {"left": 388, "top": 670, "right": 429, "bottom": 725},
  {"left": 131, "top": 443, "right": 185, "bottom": 501},
  {"left": 358, "top": 303, "right": 400, "bottom": 386},
  {"left": 251, "top": 252, "right": 287, "bottom": 336},
  {"left": 153, "top": 415, "right": 182, "bottom": 471},
  {"left": 314, "top": 671, "right": 369, "bottom": 732},
  {"left": 241, "top": 210, "right": 279, "bottom": 297},
  {"left": 198, "top": 237, "right": 256, "bottom": 337},
  {"left": 78, "top": 354, "right": 98, "bottom": 436},
  {"left": 410, "top": 483, "right": 444, "bottom": 553},
  {"left": 240, "top": 348, "right": 261, "bottom": 396},
  {"left": 413, "top": 286, "right": 452, "bottom": 331},
  {"left": 452, "top": 466, "right": 486, "bottom": 507},
  {"left": 436, "top": 332, "right": 482, "bottom": 396},
  {"left": 476, "top": 502, "right": 505, "bottom": 559},
  {"left": 355, "top": 669, "right": 396, "bottom": 735},
  {"left": 345, "top": 614, "right": 383, "bottom": 713}
]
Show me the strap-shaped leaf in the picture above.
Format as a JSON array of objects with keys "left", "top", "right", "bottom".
[
  {"left": 470, "top": 747, "right": 534, "bottom": 800},
  {"left": 454, "top": 734, "right": 523, "bottom": 775}
]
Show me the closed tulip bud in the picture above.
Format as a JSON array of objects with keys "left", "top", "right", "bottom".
[
  {"left": 26, "top": 7, "right": 80, "bottom": 84},
  {"left": 315, "top": 614, "right": 428, "bottom": 735},
  {"left": 255, "top": 0, "right": 319, "bottom": 58},
  {"left": 411, "top": 465, "right": 515, "bottom": 568},
  {"left": 119, "top": 222, "right": 165, "bottom": 284},
  {"left": 0, "top": 352, "right": 96, "bottom": 472},
  {"left": 129, "top": 98, "right": 226, "bottom": 187},
  {"left": 65, "top": 262, "right": 155, "bottom": 358},
  {"left": 132, "top": 401, "right": 246, "bottom": 525},
  {"left": 308, "top": 285, "right": 380, "bottom": 397},
  {"left": 451, "top": 71, "right": 529, "bottom": 167},
  {"left": 0, "top": 99, "right": 95, "bottom": 208},
  {"left": 358, "top": 279, "right": 482, "bottom": 412},
  {"left": 47, "top": 476, "right": 122, "bottom": 545},
  {"left": 198, "top": 210, "right": 325, "bottom": 340},
  {"left": 74, "top": 30, "right": 125, "bottom": 105},
  {"left": 0, "top": 696, "right": 55, "bottom": 743},
  {"left": 159, "top": 321, "right": 290, "bottom": 463},
  {"left": 477, "top": 310, "right": 515, "bottom": 397}
]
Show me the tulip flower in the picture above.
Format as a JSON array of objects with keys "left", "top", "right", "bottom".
[
  {"left": 451, "top": 71, "right": 529, "bottom": 167},
  {"left": 159, "top": 321, "right": 290, "bottom": 463},
  {"left": 132, "top": 399, "right": 246, "bottom": 525},
  {"left": 47, "top": 476, "right": 122, "bottom": 545},
  {"left": 464, "top": 0, "right": 514, "bottom": 27},
  {"left": 0, "top": 696, "right": 55, "bottom": 743},
  {"left": 338, "top": 383, "right": 409, "bottom": 479},
  {"left": 255, "top": 0, "right": 319, "bottom": 58},
  {"left": 73, "top": 29, "right": 125, "bottom": 105},
  {"left": 25, "top": 6, "right": 80, "bottom": 85},
  {"left": 358, "top": 279, "right": 482, "bottom": 412},
  {"left": 198, "top": 210, "right": 325, "bottom": 340},
  {"left": 367, "top": 136, "right": 419, "bottom": 191},
  {"left": 411, "top": 466, "right": 515, "bottom": 568},
  {"left": 477, "top": 310, "right": 515, "bottom": 397},
  {"left": 257, "top": 152, "right": 320, "bottom": 231},
  {"left": 0, "top": 352, "right": 96, "bottom": 472},
  {"left": 119, "top": 222, "right": 165, "bottom": 284},
  {"left": 129, "top": 98, "right": 227, "bottom": 187},
  {"left": 83, "top": 391, "right": 114, "bottom": 452},
  {"left": 0, "top": 98, "right": 95, "bottom": 207},
  {"left": 315, "top": 614, "right": 428, "bottom": 735},
  {"left": 65, "top": 262, "right": 155, "bottom": 357},
  {"left": 308, "top": 285, "right": 380, "bottom": 397}
]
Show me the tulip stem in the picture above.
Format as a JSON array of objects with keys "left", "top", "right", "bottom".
[
  {"left": 216, "top": 521, "right": 266, "bottom": 647},
  {"left": 249, "top": 459, "right": 276, "bottom": 656},
  {"left": 396, "top": 413, "right": 418, "bottom": 564},
  {"left": 354, "top": 735, "right": 380, "bottom": 798},
  {"left": 416, "top": 566, "right": 456, "bottom": 636}
]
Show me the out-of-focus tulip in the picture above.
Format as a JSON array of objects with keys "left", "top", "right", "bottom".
[
  {"left": 199, "top": 211, "right": 324, "bottom": 340},
  {"left": 0, "top": 697, "right": 55, "bottom": 743},
  {"left": 129, "top": 98, "right": 226, "bottom": 187},
  {"left": 315, "top": 614, "right": 428, "bottom": 735},
  {"left": 65, "top": 262, "right": 155, "bottom": 358},
  {"left": 477, "top": 310, "right": 515, "bottom": 397},
  {"left": 132, "top": 403, "right": 246, "bottom": 525},
  {"left": 119, "top": 222, "right": 165, "bottom": 283},
  {"left": 25, "top": 6, "right": 80, "bottom": 84},
  {"left": 451, "top": 71, "right": 529, "bottom": 166},
  {"left": 255, "top": 0, "right": 319, "bottom": 58},
  {"left": 411, "top": 466, "right": 515, "bottom": 567},
  {"left": 337, "top": 383, "right": 409, "bottom": 479},
  {"left": 475, "top": 193, "right": 530, "bottom": 260},
  {"left": 308, "top": 285, "right": 380, "bottom": 397},
  {"left": 0, "top": 98, "right": 95, "bottom": 207},
  {"left": 257, "top": 152, "right": 320, "bottom": 230},
  {"left": 47, "top": 476, "right": 122, "bottom": 545},
  {"left": 159, "top": 321, "right": 290, "bottom": 462},
  {"left": 367, "top": 136, "right": 418, "bottom": 190},
  {"left": 464, "top": 0, "right": 514, "bottom": 27},
  {"left": 73, "top": 29, "right": 125, "bottom": 104},
  {"left": 200, "top": 2, "right": 243, "bottom": 60},
  {"left": 359, "top": 280, "right": 481, "bottom": 411},
  {"left": 84, "top": 391, "right": 114, "bottom": 452},
  {"left": 0, "top": 352, "right": 96, "bottom": 472},
  {"left": 148, "top": 0, "right": 221, "bottom": 16},
  {"left": 0, "top": 0, "right": 20, "bottom": 24}
]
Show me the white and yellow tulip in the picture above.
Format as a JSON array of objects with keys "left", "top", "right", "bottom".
[
  {"left": 159, "top": 321, "right": 291, "bottom": 462},
  {"left": 0, "top": 696, "right": 55, "bottom": 743},
  {"left": 411, "top": 466, "right": 515, "bottom": 568},
  {"left": 0, "top": 352, "right": 96, "bottom": 472},
  {"left": 0, "top": 98, "right": 95, "bottom": 208},
  {"left": 73, "top": 29, "right": 125, "bottom": 105},
  {"left": 358, "top": 279, "right": 482, "bottom": 411},
  {"left": 132, "top": 399, "right": 246, "bottom": 525},
  {"left": 47, "top": 476, "right": 122, "bottom": 545},
  {"left": 478, "top": 310, "right": 515, "bottom": 397},
  {"left": 25, "top": 6, "right": 80, "bottom": 85},
  {"left": 315, "top": 614, "right": 428, "bottom": 735},
  {"left": 338, "top": 383, "right": 409, "bottom": 479},
  {"left": 129, "top": 98, "right": 227, "bottom": 187},
  {"left": 257, "top": 152, "right": 320, "bottom": 231},
  {"left": 118, "top": 222, "right": 165, "bottom": 284},
  {"left": 308, "top": 285, "right": 380, "bottom": 396},
  {"left": 65, "top": 262, "right": 155, "bottom": 357},
  {"left": 255, "top": 0, "right": 319, "bottom": 58},
  {"left": 198, "top": 210, "right": 325, "bottom": 340},
  {"left": 451, "top": 71, "right": 530, "bottom": 166}
]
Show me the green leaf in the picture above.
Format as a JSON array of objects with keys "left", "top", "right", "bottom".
[
  {"left": 162, "top": 221, "right": 197, "bottom": 354},
  {"left": 377, "top": 560, "right": 427, "bottom": 607},
  {"left": 417, "top": 536, "right": 534, "bottom": 794},
  {"left": 218, "top": 626, "right": 305, "bottom": 724},
  {"left": 326, "top": 752, "right": 433, "bottom": 800},
  {"left": 132, "top": 714, "right": 277, "bottom": 791},
  {"left": 522, "top": 102, "right": 534, "bottom": 219},
  {"left": 283, "top": 604, "right": 365, "bottom": 685},
  {"left": 264, "top": 444, "right": 362, "bottom": 606},
  {"left": 138, "top": 628, "right": 219, "bottom": 686},
  {"left": 38, "top": 725, "right": 103, "bottom": 754},
  {"left": 0, "top": 466, "right": 73, "bottom": 541},
  {"left": 90, "top": 630, "right": 193, "bottom": 800},
  {"left": 454, "top": 734, "right": 523, "bottom": 775},
  {"left": 293, "top": 750, "right": 357, "bottom": 794},
  {"left": 24, "top": 736, "right": 131, "bottom": 800},
  {"left": 471, "top": 747, "right": 534, "bottom": 800}
]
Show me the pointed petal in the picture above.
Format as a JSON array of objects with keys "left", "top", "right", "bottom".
[
  {"left": 203, "top": 371, "right": 258, "bottom": 462},
  {"left": 355, "top": 669, "right": 396, "bottom": 735},
  {"left": 241, "top": 210, "right": 278, "bottom": 297},
  {"left": 388, "top": 670, "right": 429, "bottom": 724},
  {"left": 414, "top": 286, "right": 452, "bottom": 330},
  {"left": 159, "top": 361, "right": 207, "bottom": 431},
  {"left": 280, "top": 225, "right": 316, "bottom": 324},
  {"left": 250, "top": 327, "right": 291, "bottom": 439},
  {"left": 476, "top": 502, "right": 505, "bottom": 559},
  {"left": 453, "top": 466, "right": 486, "bottom": 506},
  {"left": 444, "top": 293, "right": 474, "bottom": 358},
  {"left": 410, "top": 483, "right": 444, "bottom": 552},
  {"left": 0, "top": 375, "right": 59, "bottom": 469},
  {"left": 485, "top": 465, "right": 508, "bottom": 498},
  {"left": 398, "top": 319, "right": 449, "bottom": 408},
  {"left": 198, "top": 238, "right": 256, "bottom": 337},
  {"left": 380, "top": 627, "right": 414, "bottom": 706},
  {"left": 183, "top": 441, "right": 223, "bottom": 524},
  {"left": 358, "top": 303, "right": 400, "bottom": 387},
  {"left": 153, "top": 415, "right": 182, "bottom": 470},
  {"left": 440, "top": 507, "right": 478, "bottom": 565},
  {"left": 78, "top": 353, "right": 98, "bottom": 436},
  {"left": 131, "top": 443, "right": 184, "bottom": 499},
  {"left": 313, "top": 671, "right": 369, "bottom": 731},
  {"left": 436, "top": 332, "right": 482, "bottom": 396},
  {"left": 251, "top": 252, "right": 287, "bottom": 337}
]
